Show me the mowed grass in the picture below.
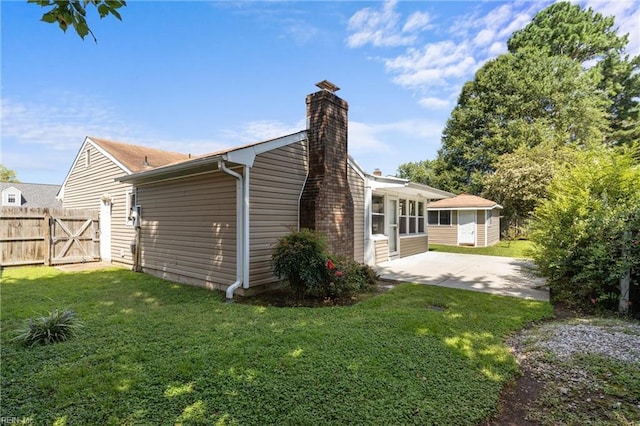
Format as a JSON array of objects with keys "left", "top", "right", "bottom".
[
  {"left": 1, "top": 267, "right": 552, "bottom": 425},
  {"left": 429, "top": 240, "right": 533, "bottom": 258}
]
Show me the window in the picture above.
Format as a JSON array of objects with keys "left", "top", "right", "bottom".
[
  {"left": 408, "top": 200, "right": 417, "bottom": 233},
  {"left": 428, "top": 210, "right": 451, "bottom": 226},
  {"left": 399, "top": 199, "right": 407, "bottom": 234},
  {"left": 3, "top": 190, "right": 19, "bottom": 206},
  {"left": 428, "top": 211, "right": 439, "bottom": 225},
  {"left": 126, "top": 189, "right": 137, "bottom": 226},
  {"left": 440, "top": 210, "right": 451, "bottom": 225},
  {"left": 398, "top": 198, "right": 426, "bottom": 235},
  {"left": 371, "top": 195, "right": 385, "bottom": 234}
]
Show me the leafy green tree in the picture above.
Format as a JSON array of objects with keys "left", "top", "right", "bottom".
[
  {"left": 529, "top": 146, "right": 640, "bottom": 313},
  {"left": 508, "top": 1, "right": 640, "bottom": 148},
  {"left": 507, "top": 1, "right": 627, "bottom": 63},
  {"left": 396, "top": 160, "right": 438, "bottom": 186},
  {"left": 0, "top": 165, "right": 20, "bottom": 183},
  {"left": 594, "top": 53, "right": 640, "bottom": 147},
  {"left": 481, "top": 144, "right": 576, "bottom": 231},
  {"left": 28, "top": 0, "right": 126, "bottom": 42},
  {"left": 436, "top": 48, "right": 608, "bottom": 193}
]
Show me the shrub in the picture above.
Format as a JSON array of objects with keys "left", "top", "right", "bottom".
[
  {"left": 529, "top": 147, "right": 640, "bottom": 314},
  {"left": 13, "top": 308, "right": 83, "bottom": 346},
  {"left": 271, "top": 229, "right": 329, "bottom": 299},
  {"left": 271, "top": 229, "right": 380, "bottom": 301},
  {"left": 320, "top": 256, "right": 379, "bottom": 300}
]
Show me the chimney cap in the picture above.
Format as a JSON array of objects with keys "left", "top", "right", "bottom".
[{"left": 316, "top": 80, "right": 340, "bottom": 93}]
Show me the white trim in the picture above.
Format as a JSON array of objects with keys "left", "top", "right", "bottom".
[
  {"left": 387, "top": 196, "right": 399, "bottom": 258},
  {"left": 484, "top": 210, "right": 489, "bottom": 247},
  {"left": 2, "top": 187, "right": 21, "bottom": 206},
  {"left": 427, "top": 206, "right": 501, "bottom": 211},
  {"left": 58, "top": 136, "right": 132, "bottom": 199},
  {"left": 457, "top": 210, "right": 477, "bottom": 246}
]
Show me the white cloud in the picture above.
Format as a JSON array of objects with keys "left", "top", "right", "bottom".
[
  {"left": 473, "top": 29, "right": 495, "bottom": 47},
  {"left": 402, "top": 11, "right": 433, "bottom": 33},
  {"left": 418, "top": 96, "right": 450, "bottom": 109},
  {"left": 220, "top": 119, "right": 304, "bottom": 145},
  {"left": 348, "top": 121, "right": 392, "bottom": 153},
  {"left": 346, "top": 0, "right": 429, "bottom": 48},
  {"left": 0, "top": 95, "right": 135, "bottom": 151}
]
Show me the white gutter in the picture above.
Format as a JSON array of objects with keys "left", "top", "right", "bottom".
[
  {"left": 219, "top": 160, "right": 244, "bottom": 301},
  {"left": 241, "top": 165, "right": 250, "bottom": 291}
]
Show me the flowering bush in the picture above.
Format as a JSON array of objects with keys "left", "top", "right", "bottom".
[
  {"left": 320, "top": 256, "right": 379, "bottom": 300},
  {"left": 271, "top": 230, "right": 379, "bottom": 301}
]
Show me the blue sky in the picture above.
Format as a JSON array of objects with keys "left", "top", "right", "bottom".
[{"left": 2, "top": 0, "right": 638, "bottom": 184}]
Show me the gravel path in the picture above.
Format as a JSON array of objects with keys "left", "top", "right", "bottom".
[{"left": 510, "top": 319, "right": 640, "bottom": 364}]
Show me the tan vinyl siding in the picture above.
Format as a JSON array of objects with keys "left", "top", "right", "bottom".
[
  {"left": 477, "top": 210, "right": 486, "bottom": 247},
  {"left": 374, "top": 238, "right": 388, "bottom": 264},
  {"left": 61, "top": 142, "right": 135, "bottom": 266},
  {"left": 486, "top": 209, "right": 501, "bottom": 246},
  {"left": 137, "top": 171, "right": 237, "bottom": 290},
  {"left": 426, "top": 225, "right": 457, "bottom": 245},
  {"left": 348, "top": 164, "right": 365, "bottom": 263},
  {"left": 399, "top": 235, "right": 427, "bottom": 258},
  {"left": 249, "top": 141, "right": 308, "bottom": 288}
]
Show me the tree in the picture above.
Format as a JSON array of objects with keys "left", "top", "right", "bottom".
[
  {"left": 28, "top": 0, "right": 126, "bottom": 42},
  {"left": 507, "top": 1, "right": 640, "bottom": 148},
  {"left": 396, "top": 160, "right": 438, "bottom": 186},
  {"left": 529, "top": 146, "right": 640, "bottom": 314},
  {"left": 507, "top": 1, "right": 627, "bottom": 63},
  {"left": 594, "top": 53, "right": 640, "bottom": 147},
  {"left": 481, "top": 144, "right": 576, "bottom": 232},
  {"left": 0, "top": 165, "right": 20, "bottom": 183},
  {"left": 436, "top": 48, "right": 608, "bottom": 193}
]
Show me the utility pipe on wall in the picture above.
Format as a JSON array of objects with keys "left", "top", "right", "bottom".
[{"left": 219, "top": 160, "right": 244, "bottom": 301}]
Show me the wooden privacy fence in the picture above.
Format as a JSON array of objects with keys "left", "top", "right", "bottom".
[{"left": 1, "top": 207, "right": 100, "bottom": 267}]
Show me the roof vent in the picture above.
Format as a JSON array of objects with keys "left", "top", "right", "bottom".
[
  {"left": 316, "top": 80, "right": 340, "bottom": 93},
  {"left": 143, "top": 156, "right": 149, "bottom": 166}
]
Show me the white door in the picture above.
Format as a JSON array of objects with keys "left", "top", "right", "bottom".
[
  {"left": 100, "top": 199, "right": 112, "bottom": 261},
  {"left": 458, "top": 210, "right": 476, "bottom": 246},
  {"left": 387, "top": 198, "right": 399, "bottom": 258}
]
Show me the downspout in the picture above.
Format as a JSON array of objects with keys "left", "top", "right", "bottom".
[
  {"left": 241, "top": 165, "right": 250, "bottom": 290},
  {"left": 219, "top": 160, "right": 244, "bottom": 301}
]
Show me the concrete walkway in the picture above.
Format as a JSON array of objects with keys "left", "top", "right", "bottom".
[{"left": 376, "top": 251, "right": 549, "bottom": 301}]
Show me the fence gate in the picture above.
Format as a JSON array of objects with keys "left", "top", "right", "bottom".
[
  {"left": 49, "top": 210, "right": 100, "bottom": 265},
  {"left": 0, "top": 207, "right": 99, "bottom": 267}
]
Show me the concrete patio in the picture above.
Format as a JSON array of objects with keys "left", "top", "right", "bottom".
[{"left": 376, "top": 251, "right": 549, "bottom": 301}]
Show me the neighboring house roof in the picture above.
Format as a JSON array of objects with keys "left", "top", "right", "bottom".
[
  {"left": 427, "top": 193, "right": 502, "bottom": 210},
  {"left": 0, "top": 182, "right": 62, "bottom": 208}
]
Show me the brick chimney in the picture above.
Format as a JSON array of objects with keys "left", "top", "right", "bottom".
[{"left": 300, "top": 81, "right": 354, "bottom": 259}]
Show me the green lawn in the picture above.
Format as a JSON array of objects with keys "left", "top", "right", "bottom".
[
  {"left": 429, "top": 240, "right": 533, "bottom": 258},
  {"left": 1, "top": 267, "right": 552, "bottom": 425}
]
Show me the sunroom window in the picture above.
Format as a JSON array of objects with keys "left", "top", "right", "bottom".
[{"left": 371, "top": 195, "right": 385, "bottom": 234}]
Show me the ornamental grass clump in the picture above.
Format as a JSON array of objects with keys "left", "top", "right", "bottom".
[{"left": 13, "top": 308, "right": 83, "bottom": 346}]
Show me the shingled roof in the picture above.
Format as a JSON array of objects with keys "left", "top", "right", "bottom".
[
  {"left": 427, "top": 193, "right": 502, "bottom": 209},
  {"left": 89, "top": 137, "right": 191, "bottom": 173},
  {"left": 0, "top": 182, "right": 62, "bottom": 208}
]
